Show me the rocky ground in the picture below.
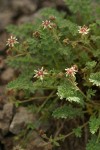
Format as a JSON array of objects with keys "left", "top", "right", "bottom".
[{"left": 0, "top": 1, "right": 66, "bottom": 150}]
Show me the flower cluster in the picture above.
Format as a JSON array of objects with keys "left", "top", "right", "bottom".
[
  {"left": 78, "top": 25, "right": 90, "bottom": 35},
  {"left": 6, "top": 35, "right": 18, "bottom": 47},
  {"left": 34, "top": 67, "right": 48, "bottom": 80},
  {"left": 34, "top": 65, "right": 78, "bottom": 81},
  {"left": 65, "top": 65, "right": 78, "bottom": 77}
]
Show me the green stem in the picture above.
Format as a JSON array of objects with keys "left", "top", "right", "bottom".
[
  {"left": 68, "top": 78, "right": 88, "bottom": 101},
  {"left": 38, "top": 90, "right": 56, "bottom": 113},
  {"left": 11, "top": 51, "right": 32, "bottom": 58},
  {"left": 52, "top": 29, "right": 62, "bottom": 47},
  {"left": 51, "top": 53, "right": 59, "bottom": 69},
  {"left": 41, "top": 122, "right": 88, "bottom": 147},
  {"left": 51, "top": 29, "right": 63, "bottom": 69},
  {"left": 18, "top": 95, "right": 57, "bottom": 103},
  {"left": 55, "top": 121, "right": 88, "bottom": 141}
]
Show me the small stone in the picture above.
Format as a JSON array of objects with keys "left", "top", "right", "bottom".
[
  {"left": 0, "top": 32, "right": 8, "bottom": 51},
  {"left": 10, "top": 107, "right": 35, "bottom": 134},
  {"left": 0, "top": 0, "right": 12, "bottom": 11},
  {"left": 0, "top": 102, "right": 14, "bottom": 135},
  {"left": 0, "top": 112, "right": 4, "bottom": 120},
  {"left": 0, "top": 86, "right": 5, "bottom": 96},
  {"left": 1, "top": 68, "right": 14, "bottom": 83},
  {"left": 0, "top": 10, "right": 13, "bottom": 31},
  {"left": 17, "top": 15, "right": 34, "bottom": 25},
  {"left": 0, "top": 122, "right": 9, "bottom": 135},
  {"left": 0, "top": 95, "right": 6, "bottom": 110},
  {"left": 40, "top": 0, "right": 55, "bottom": 8},
  {"left": 0, "top": 57, "right": 5, "bottom": 69},
  {"left": 17, "top": 11, "right": 41, "bottom": 25},
  {"left": 11, "top": 0, "right": 37, "bottom": 14},
  {"left": 26, "top": 131, "right": 48, "bottom": 150},
  {"left": 54, "top": 0, "right": 65, "bottom": 6},
  {"left": 3, "top": 103, "right": 14, "bottom": 119}
]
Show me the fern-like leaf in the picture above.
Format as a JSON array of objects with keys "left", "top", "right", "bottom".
[
  {"left": 89, "top": 72, "right": 100, "bottom": 86},
  {"left": 89, "top": 115, "right": 100, "bottom": 134},
  {"left": 86, "top": 136, "right": 100, "bottom": 150},
  {"left": 73, "top": 127, "right": 82, "bottom": 138},
  {"left": 57, "top": 82, "right": 84, "bottom": 105},
  {"left": 52, "top": 105, "right": 83, "bottom": 119}
]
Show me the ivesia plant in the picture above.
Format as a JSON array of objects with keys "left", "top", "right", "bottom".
[{"left": 6, "top": 0, "right": 100, "bottom": 149}]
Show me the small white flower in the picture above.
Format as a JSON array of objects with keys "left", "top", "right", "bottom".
[
  {"left": 6, "top": 35, "right": 18, "bottom": 47},
  {"left": 78, "top": 25, "right": 90, "bottom": 35},
  {"left": 65, "top": 65, "right": 78, "bottom": 77},
  {"left": 42, "top": 20, "right": 52, "bottom": 29},
  {"left": 34, "top": 67, "right": 48, "bottom": 80}
]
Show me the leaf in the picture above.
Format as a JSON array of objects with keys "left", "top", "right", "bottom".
[
  {"left": 64, "top": 0, "right": 94, "bottom": 23},
  {"left": 86, "top": 89, "right": 96, "bottom": 99},
  {"left": 73, "top": 127, "right": 82, "bottom": 138},
  {"left": 86, "top": 61, "right": 97, "bottom": 69},
  {"left": 89, "top": 72, "right": 100, "bottom": 86},
  {"left": 15, "top": 101, "right": 21, "bottom": 107},
  {"left": 52, "top": 105, "right": 83, "bottom": 119},
  {"left": 7, "top": 70, "right": 35, "bottom": 93},
  {"left": 89, "top": 115, "right": 100, "bottom": 134},
  {"left": 57, "top": 82, "right": 84, "bottom": 105},
  {"left": 67, "top": 96, "right": 81, "bottom": 103},
  {"left": 86, "top": 135, "right": 100, "bottom": 150},
  {"left": 53, "top": 141, "right": 60, "bottom": 147},
  {"left": 91, "top": 35, "right": 100, "bottom": 42}
]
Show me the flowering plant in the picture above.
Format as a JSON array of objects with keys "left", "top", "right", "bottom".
[{"left": 6, "top": 1, "right": 100, "bottom": 149}]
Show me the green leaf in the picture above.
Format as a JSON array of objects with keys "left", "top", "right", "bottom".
[
  {"left": 89, "top": 115, "right": 100, "bottom": 134},
  {"left": 52, "top": 105, "right": 83, "bottom": 119},
  {"left": 53, "top": 141, "right": 60, "bottom": 147},
  {"left": 27, "top": 120, "right": 41, "bottom": 130},
  {"left": 86, "top": 89, "right": 96, "bottom": 99},
  {"left": 15, "top": 101, "right": 21, "bottom": 107},
  {"left": 57, "top": 82, "right": 84, "bottom": 105},
  {"left": 64, "top": 0, "right": 94, "bottom": 23},
  {"left": 73, "top": 127, "right": 82, "bottom": 138},
  {"left": 86, "top": 61, "right": 97, "bottom": 69},
  {"left": 27, "top": 123, "right": 35, "bottom": 130},
  {"left": 7, "top": 70, "right": 35, "bottom": 93},
  {"left": 89, "top": 72, "right": 100, "bottom": 87},
  {"left": 91, "top": 35, "right": 100, "bottom": 42},
  {"left": 86, "top": 136, "right": 100, "bottom": 150}
]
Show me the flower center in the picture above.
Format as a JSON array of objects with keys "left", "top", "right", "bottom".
[
  {"left": 66, "top": 69, "right": 74, "bottom": 75},
  {"left": 10, "top": 39, "right": 15, "bottom": 43},
  {"left": 44, "top": 21, "right": 50, "bottom": 26},
  {"left": 38, "top": 71, "right": 43, "bottom": 76},
  {"left": 81, "top": 28, "right": 87, "bottom": 32}
]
